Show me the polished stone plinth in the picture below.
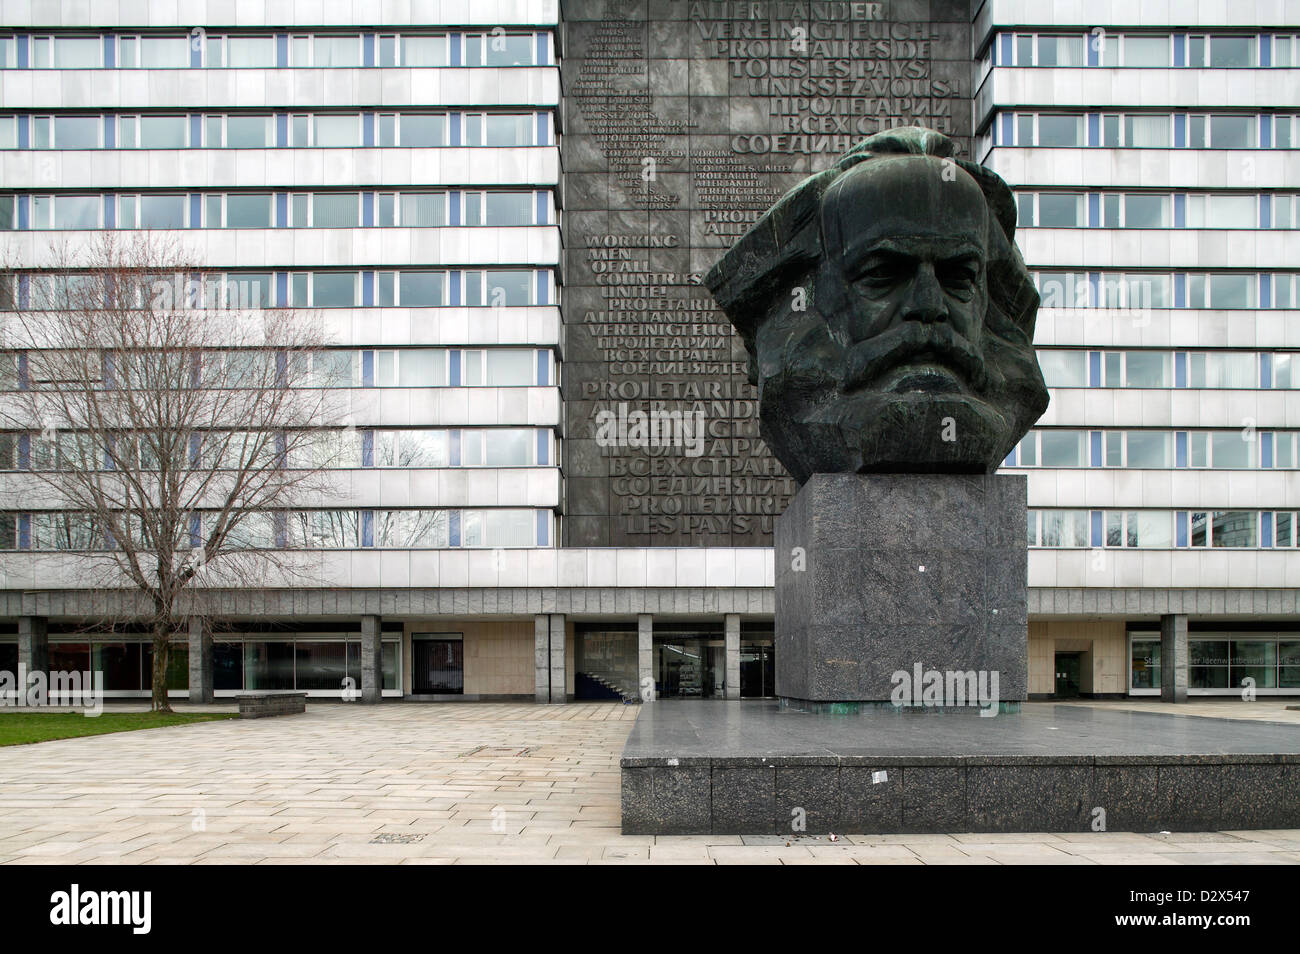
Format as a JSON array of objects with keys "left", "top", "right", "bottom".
[
  {"left": 621, "top": 701, "right": 1300, "bottom": 835},
  {"left": 775, "top": 473, "right": 1028, "bottom": 704}
]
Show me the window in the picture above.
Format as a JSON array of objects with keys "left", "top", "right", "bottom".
[
  {"left": 482, "top": 429, "right": 532, "bottom": 466},
  {"left": 32, "top": 36, "right": 102, "bottom": 69},
  {"left": 219, "top": 272, "right": 273, "bottom": 308},
  {"left": 226, "top": 512, "right": 276, "bottom": 550},
  {"left": 374, "top": 430, "right": 448, "bottom": 467},
  {"left": 479, "top": 191, "right": 535, "bottom": 226},
  {"left": 313, "top": 36, "right": 361, "bottom": 67},
  {"left": 130, "top": 115, "right": 188, "bottom": 149},
  {"left": 222, "top": 36, "right": 276, "bottom": 68},
  {"left": 35, "top": 195, "right": 100, "bottom": 229},
  {"left": 465, "top": 270, "right": 533, "bottom": 306},
  {"left": 398, "top": 272, "right": 444, "bottom": 307},
  {"left": 311, "top": 272, "right": 358, "bottom": 307},
  {"left": 374, "top": 350, "right": 447, "bottom": 387},
  {"left": 1122, "top": 351, "right": 1172, "bottom": 387},
  {"left": 1036, "top": 114, "right": 1083, "bottom": 146},
  {"left": 398, "top": 114, "right": 446, "bottom": 147},
  {"left": 1186, "top": 273, "right": 1255, "bottom": 309},
  {"left": 0, "top": 116, "right": 15, "bottom": 149},
  {"left": 0, "top": 36, "right": 13, "bottom": 68},
  {"left": 1206, "top": 35, "right": 1255, "bottom": 68},
  {"left": 1037, "top": 350, "right": 1087, "bottom": 387},
  {"left": 137, "top": 194, "right": 186, "bottom": 228},
  {"left": 1186, "top": 194, "right": 1256, "bottom": 228},
  {"left": 304, "top": 115, "right": 360, "bottom": 147},
  {"left": 1131, "top": 640, "right": 1161, "bottom": 690},
  {"left": 299, "top": 351, "right": 358, "bottom": 389},
  {"left": 224, "top": 115, "right": 272, "bottom": 148},
  {"left": 374, "top": 510, "right": 449, "bottom": 548},
  {"left": 1275, "top": 354, "right": 1299, "bottom": 389},
  {"left": 1275, "top": 274, "right": 1297, "bottom": 308},
  {"left": 474, "top": 33, "right": 536, "bottom": 67},
  {"left": 463, "top": 509, "right": 534, "bottom": 547},
  {"left": 1036, "top": 35, "right": 1084, "bottom": 67},
  {"left": 134, "top": 36, "right": 190, "bottom": 68},
  {"left": 1031, "top": 510, "right": 1089, "bottom": 547},
  {"left": 35, "top": 115, "right": 101, "bottom": 149},
  {"left": 1277, "top": 36, "right": 1296, "bottom": 68},
  {"left": 1124, "top": 511, "right": 1173, "bottom": 548},
  {"left": 1036, "top": 193, "right": 1082, "bottom": 227},
  {"left": 1096, "top": 273, "right": 1170, "bottom": 309},
  {"left": 0, "top": 195, "right": 12, "bottom": 230},
  {"left": 379, "top": 35, "right": 449, "bottom": 67},
  {"left": 397, "top": 193, "right": 446, "bottom": 226},
  {"left": 1035, "top": 271, "right": 1088, "bottom": 308},
  {"left": 1123, "top": 35, "right": 1169, "bottom": 67},
  {"left": 311, "top": 193, "right": 359, "bottom": 227},
  {"left": 1124, "top": 194, "right": 1168, "bottom": 228},
  {"left": 1208, "top": 114, "right": 1256, "bottom": 148},
  {"left": 463, "top": 114, "right": 534, "bottom": 147},
  {"left": 1211, "top": 511, "right": 1257, "bottom": 547},
  {"left": 1211, "top": 432, "right": 1254, "bottom": 469},
  {"left": 1126, "top": 432, "right": 1172, "bottom": 468},
  {"left": 1124, "top": 115, "right": 1170, "bottom": 147},
  {"left": 1039, "top": 430, "right": 1087, "bottom": 467},
  {"left": 1274, "top": 195, "right": 1296, "bottom": 229},
  {"left": 224, "top": 193, "right": 273, "bottom": 228},
  {"left": 1189, "top": 352, "right": 1257, "bottom": 388}
]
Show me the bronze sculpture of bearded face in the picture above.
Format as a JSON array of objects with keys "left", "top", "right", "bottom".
[{"left": 705, "top": 127, "right": 1049, "bottom": 484}]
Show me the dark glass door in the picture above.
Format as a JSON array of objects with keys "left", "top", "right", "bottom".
[
  {"left": 413, "top": 637, "right": 463, "bottom": 694},
  {"left": 740, "top": 640, "right": 775, "bottom": 697},
  {"left": 1054, "top": 652, "right": 1081, "bottom": 698}
]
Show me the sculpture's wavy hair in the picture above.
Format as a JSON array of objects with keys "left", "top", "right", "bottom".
[{"left": 705, "top": 127, "right": 1042, "bottom": 388}]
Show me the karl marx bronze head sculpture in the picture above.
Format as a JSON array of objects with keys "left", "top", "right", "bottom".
[{"left": 705, "top": 127, "right": 1049, "bottom": 484}]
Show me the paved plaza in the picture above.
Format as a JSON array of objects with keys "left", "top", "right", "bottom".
[{"left": 0, "top": 701, "right": 1298, "bottom": 865}]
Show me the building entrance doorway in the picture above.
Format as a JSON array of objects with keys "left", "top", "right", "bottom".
[
  {"left": 412, "top": 635, "right": 463, "bottom": 694},
  {"left": 1054, "top": 652, "right": 1082, "bottom": 698},
  {"left": 740, "top": 638, "right": 775, "bottom": 697},
  {"left": 654, "top": 636, "right": 726, "bottom": 698}
]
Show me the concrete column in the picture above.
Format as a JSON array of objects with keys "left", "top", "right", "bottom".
[
  {"left": 360, "top": 614, "right": 382, "bottom": 704},
  {"left": 638, "top": 614, "right": 653, "bottom": 703},
  {"left": 1160, "top": 613, "right": 1188, "bottom": 704},
  {"left": 187, "top": 616, "right": 213, "bottom": 704},
  {"left": 724, "top": 613, "right": 741, "bottom": 700},
  {"left": 548, "top": 614, "right": 567, "bottom": 704},
  {"left": 18, "top": 616, "right": 48, "bottom": 697},
  {"left": 534, "top": 614, "right": 551, "bottom": 703}
]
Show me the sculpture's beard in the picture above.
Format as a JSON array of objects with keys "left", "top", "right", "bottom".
[{"left": 756, "top": 313, "right": 1033, "bottom": 483}]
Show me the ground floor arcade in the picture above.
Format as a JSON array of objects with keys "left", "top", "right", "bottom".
[{"left": 1, "top": 612, "right": 1297, "bottom": 703}]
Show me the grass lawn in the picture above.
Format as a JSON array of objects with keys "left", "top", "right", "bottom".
[{"left": 0, "top": 711, "right": 236, "bottom": 747}]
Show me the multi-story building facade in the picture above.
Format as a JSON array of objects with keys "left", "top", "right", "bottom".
[
  {"left": 0, "top": 0, "right": 1295, "bottom": 704},
  {"left": 978, "top": 0, "right": 1300, "bottom": 698}
]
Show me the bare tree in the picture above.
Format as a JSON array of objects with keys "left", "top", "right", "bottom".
[{"left": 0, "top": 233, "right": 344, "bottom": 710}]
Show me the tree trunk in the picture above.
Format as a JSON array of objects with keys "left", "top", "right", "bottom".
[{"left": 151, "top": 623, "right": 172, "bottom": 712}]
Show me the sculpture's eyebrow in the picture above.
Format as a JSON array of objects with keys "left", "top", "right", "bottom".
[{"left": 844, "top": 238, "right": 984, "bottom": 275}]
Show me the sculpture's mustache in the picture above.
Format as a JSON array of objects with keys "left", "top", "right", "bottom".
[{"left": 840, "top": 321, "right": 989, "bottom": 394}]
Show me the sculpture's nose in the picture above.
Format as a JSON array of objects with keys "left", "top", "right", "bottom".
[{"left": 901, "top": 263, "right": 948, "bottom": 325}]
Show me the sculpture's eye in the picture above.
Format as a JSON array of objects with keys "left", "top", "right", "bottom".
[
  {"left": 937, "top": 259, "right": 980, "bottom": 300},
  {"left": 854, "top": 256, "right": 908, "bottom": 291}
]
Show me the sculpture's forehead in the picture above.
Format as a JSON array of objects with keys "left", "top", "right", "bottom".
[{"left": 824, "top": 155, "right": 989, "bottom": 253}]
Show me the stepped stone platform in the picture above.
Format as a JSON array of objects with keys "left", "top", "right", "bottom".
[{"left": 620, "top": 701, "right": 1300, "bottom": 835}]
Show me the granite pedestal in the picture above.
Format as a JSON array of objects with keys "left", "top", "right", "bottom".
[
  {"left": 621, "top": 701, "right": 1300, "bottom": 834},
  {"left": 776, "top": 473, "right": 1028, "bottom": 705}
]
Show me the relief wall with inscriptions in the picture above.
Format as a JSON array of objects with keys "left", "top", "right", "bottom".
[{"left": 560, "top": 0, "right": 973, "bottom": 545}]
